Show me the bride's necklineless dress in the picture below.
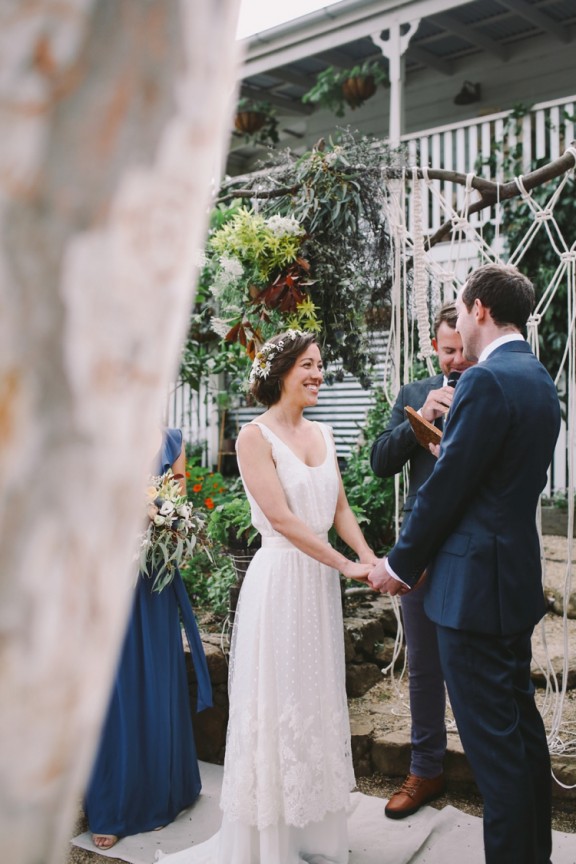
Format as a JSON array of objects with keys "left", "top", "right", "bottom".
[{"left": 160, "top": 421, "right": 355, "bottom": 864}]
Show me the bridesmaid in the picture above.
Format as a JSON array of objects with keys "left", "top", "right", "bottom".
[{"left": 85, "top": 428, "right": 212, "bottom": 849}]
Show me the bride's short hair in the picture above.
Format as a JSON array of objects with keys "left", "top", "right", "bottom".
[{"left": 250, "top": 330, "right": 318, "bottom": 407}]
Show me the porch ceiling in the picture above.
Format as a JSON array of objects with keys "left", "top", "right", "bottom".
[{"left": 236, "top": 0, "right": 576, "bottom": 117}]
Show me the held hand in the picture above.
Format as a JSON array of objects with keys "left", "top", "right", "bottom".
[
  {"left": 420, "top": 386, "right": 454, "bottom": 422},
  {"left": 368, "top": 558, "right": 410, "bottom": 596},
  {"left": 341, "top": 560, "right": 372, "bottom": 582},
  {"left": 359, "top": 549, "right": 380, "bottom": 568}
]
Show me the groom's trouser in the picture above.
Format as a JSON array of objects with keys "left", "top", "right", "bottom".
[{"left": 436, "top": 624, "right": 552, "bottom": 864}]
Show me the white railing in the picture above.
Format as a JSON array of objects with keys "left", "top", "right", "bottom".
[
  {"left": 165, "top": 378, "right": 218, "bottom": 464},
  {"left": 402, "top": 94, "right": 576, "bottom": 236}
]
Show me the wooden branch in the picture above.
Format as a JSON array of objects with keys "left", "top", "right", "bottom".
[
  {"left": 424, "top": 142, "right": 576, "bottom": 247},
  {"left": 222, "top": 184, "right": 299, "bottom": 200},
  {"left": 217, "top": 142, "right": 576, "bottom": 248}
]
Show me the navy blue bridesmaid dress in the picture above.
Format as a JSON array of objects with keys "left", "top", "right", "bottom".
[{"left": 85, "top": 428, "right": 212, "bottom": 837}]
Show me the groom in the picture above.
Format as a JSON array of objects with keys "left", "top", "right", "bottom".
[{"left": 369, "top": 263, "right": 561, "bottom": 864}]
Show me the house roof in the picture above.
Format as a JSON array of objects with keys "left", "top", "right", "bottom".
[{"left": 233, "top": 0, "right": 575, "bottom": 145}]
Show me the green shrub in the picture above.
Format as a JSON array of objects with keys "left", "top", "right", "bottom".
[{"left": 338, "top": 388, "right": 395, "bottom": 555}]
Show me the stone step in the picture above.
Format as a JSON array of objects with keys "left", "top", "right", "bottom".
[{"left": 349, "top": 712, "right": 576, "bottom": 802}]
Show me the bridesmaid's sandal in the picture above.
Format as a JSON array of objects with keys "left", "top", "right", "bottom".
[{"left": 92, "top": 834, "right": 119, "bottom": 849}]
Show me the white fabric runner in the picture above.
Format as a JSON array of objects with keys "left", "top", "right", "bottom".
[{"left": 72, "top": 762, "right": 576, "bottom": 864}]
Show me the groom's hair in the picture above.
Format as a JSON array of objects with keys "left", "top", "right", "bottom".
[
  {"left": 251, "top": 331, "right": 318, "bottom": 407},
  {"left": 462, "top": 263, "right": 535, "bottom": 331}
]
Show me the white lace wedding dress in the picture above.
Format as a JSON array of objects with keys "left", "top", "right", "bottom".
[{"left": 160, "top": 421, "right": 355, "bottom": 864}]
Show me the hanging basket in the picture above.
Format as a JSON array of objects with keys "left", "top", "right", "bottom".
[
  {"left": 342, "top": 75, "right": 376, "bottom": 109},
  {"left": 234, "top": 110, "right": 268, "bottom": 135}
]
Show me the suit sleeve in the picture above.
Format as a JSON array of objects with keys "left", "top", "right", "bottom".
[
  {"left": 387, "top": 367, "right": 511, "bottom": 586},
  {"left": 370, "top": 385, "right": 419, "bottom": 477}
]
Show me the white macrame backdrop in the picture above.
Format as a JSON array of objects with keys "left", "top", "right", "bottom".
[{"left": 381, "top": 148, "right": 576, "bottom": 782}]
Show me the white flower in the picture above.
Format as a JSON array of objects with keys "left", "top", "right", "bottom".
[
  {"left": 220, "top": 255, "right": 244, "bottom": 277},
  {"left": 266, "top": 214, "right": 303, "bottom": 237},
  {"left": 176, "top": 504, "right": 191, "bottom": 518},
  {"left": 154, "top": 514, "right": 167, "bottom": 527},
  {"left": 159, "top": 500, "right": 175, "bottom": 516},
  {"left": 210, "top": 317, "right": 233, "bottom": 338}
]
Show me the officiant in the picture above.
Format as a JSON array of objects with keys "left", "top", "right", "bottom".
[{"left": 370, "top": 301, "right": 474, "bottom": 819}]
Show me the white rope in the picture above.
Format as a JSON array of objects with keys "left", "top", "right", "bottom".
[
  {"left": 381, "top": 150, "right": 576, "bottom": 776},
  {"left": 411, "top": 166, "right": 435, "bottom": 372}
]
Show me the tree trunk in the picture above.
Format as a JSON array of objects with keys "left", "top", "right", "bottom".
[{"left": 0, "top": 2, "right": 241, "bottom": 862}]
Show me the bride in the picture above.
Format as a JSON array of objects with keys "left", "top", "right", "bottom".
[{"left": 161, "top": 330, "right": 377, "bottom": 864}]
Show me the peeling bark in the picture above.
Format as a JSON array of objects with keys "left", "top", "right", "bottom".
[{"left": 0, "top": 2, "right": 241, "bottom": 862}]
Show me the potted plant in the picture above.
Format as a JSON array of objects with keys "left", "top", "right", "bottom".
[
  {"left": 302, "top": 60, "right": 388, "bottom": 117},
  {"left": 234, "top": 97, "right": 279, "bottom": 145}
]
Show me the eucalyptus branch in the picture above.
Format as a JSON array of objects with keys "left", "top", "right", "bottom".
[
  {"left": 421, "top": 141, "right": 576, "bottom": 247},
  {"left": 218, "top": 142, "right": 576, "bottom": 249},
  {"left": 219, "top": 184, "right": 299, "bottom": 202}
]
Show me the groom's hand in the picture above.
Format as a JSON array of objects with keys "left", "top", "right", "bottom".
[{"left": 368, "top": 558, "right": 410, "bottom": 596}]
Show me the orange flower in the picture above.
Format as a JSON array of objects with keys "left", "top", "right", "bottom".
[
  {"left": 193, "top": 483, "right": 203, "bottom": 493},
  {"left": 213, "top": 481, "right": 220, "bottom": 488},
  {"left": 185, "top": 471, "right": 191, "bottom": 478},
  {"left": 204, "top": 497, "right": 215, "bottom": 510}
]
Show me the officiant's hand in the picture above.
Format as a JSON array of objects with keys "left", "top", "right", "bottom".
[{"left": 420, "top": 385, "right": 455, "bottom": 422}]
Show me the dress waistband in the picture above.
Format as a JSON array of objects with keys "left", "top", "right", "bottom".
[{"left": 261, "top": 534, "right": 328, "bottom": 550}]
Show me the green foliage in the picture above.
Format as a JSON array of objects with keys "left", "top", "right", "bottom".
[
  {"left": 209, "top": 131, "right": 404, "bottom": 387},
  {"left": 180, "top": 204, "right": 253, "bottom": 393},
  {"left": 338, "top": 388, "right": 396, "bottom": 555},
  {"left": 186, "top": 462, "right": 229, "bottom": 513},
  {"left": 210, "top": 208, "right": 305, "bottom": 284},
  {"left": 206, "top": 482, "right": 260, "bottom": 550},
  {"left": 302, "top": 60, "right": 388, "bottom": 118},
  {"left": 181, "top": 553, "right": 236, "bottom": 617},
  {"left": 540, "top": 489, "right": 574, "bottom": 510},
  {"left": 181, "top": 462, "right": 256, "bottom": 617}
]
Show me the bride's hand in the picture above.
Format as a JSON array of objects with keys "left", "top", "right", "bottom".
[
  {"left": 359, "top": 549, "right": 379, "bottom": 567},
  {"left": 340, "top": 560, "right": 372, "bottom": 582}
]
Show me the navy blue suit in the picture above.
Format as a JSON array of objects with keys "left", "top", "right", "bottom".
[
  {"left": 388, "top": 341, "right": 561, "bottom": 864},
  {"left": 371, "top": 374, "right": 447, "bottom": 779}
]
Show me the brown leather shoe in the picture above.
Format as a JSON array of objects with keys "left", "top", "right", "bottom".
[{"left": 384, "top": 773, "right": 446, "bottom": 819}]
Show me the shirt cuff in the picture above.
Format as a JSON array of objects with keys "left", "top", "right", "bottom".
[{"left": 385, "top": 557, "right": 411, "bottom": 589}]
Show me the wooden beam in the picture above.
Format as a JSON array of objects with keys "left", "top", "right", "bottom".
[
  {"left": 268, "top": 67, "right": 317, "bottom": 91},
  {"left": 497, "top": 0, "right": 570, "bottom": 43},
  {"left": 407, "top": 43, "right": 453, "bottom": 75},
  {"left": 434, "top": 11, "right": 509, "bottom": 60},
  {"left": 240, "top": 84, "right": 313, "bottom": 115}
]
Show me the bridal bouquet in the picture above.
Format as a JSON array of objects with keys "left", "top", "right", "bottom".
[{"left": 139, "top": 470, "right": 209, "bottom": 593}]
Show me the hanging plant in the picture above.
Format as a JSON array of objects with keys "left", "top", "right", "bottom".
[
  {"left": 189, "top": 131, "right": 406, "bottom": 388},
  {"left": 302, "top": 60, "right": 388, "bottom": 118},
  {"left": 204, "top": 207, "right": 320, "bottom": 359},
  {"left": 233, "top": 97, "right": 279, "bottom": 145}
]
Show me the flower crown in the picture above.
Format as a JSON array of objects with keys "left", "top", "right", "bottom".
[{"left": 249, "top": 329, "right": 306, "bottom": 384}]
